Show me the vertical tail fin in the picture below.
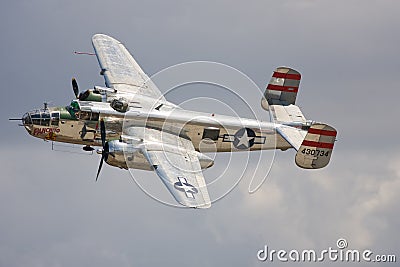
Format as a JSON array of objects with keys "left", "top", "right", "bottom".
[
  {"left": 262, "top": 67, "right": 307, "bottom": 124},
  {"left": 261, "top": 67, "right": 301, "bottom": 110}
]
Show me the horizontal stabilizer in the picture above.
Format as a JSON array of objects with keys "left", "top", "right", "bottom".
[
  {"left": 295, "top": 123, "right": 337, "bottom": 169},
  {"left": 270, "top": 104, "right": 307, "bottom": 124},
  {"left": 276, "top": 126, "right": 307, "bottom": 151}
]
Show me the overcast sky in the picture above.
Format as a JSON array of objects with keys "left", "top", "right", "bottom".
[{"left": 1, "top": 0, "right": 399, "bottom": 266}]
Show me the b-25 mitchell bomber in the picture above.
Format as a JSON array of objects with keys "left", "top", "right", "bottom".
[{"left": 16, "top": 34, "right": 337, "bottom": 208}]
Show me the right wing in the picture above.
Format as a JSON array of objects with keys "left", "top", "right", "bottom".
[
  {"left": 92, "top": 34, "right": 166, "bottom": 101},
  {"left": 126, "top": 127, "right": 211, "bottom": 208}
]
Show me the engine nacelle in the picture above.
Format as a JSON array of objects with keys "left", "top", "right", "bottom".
[
  {"left": 79, "top": 89, "right": 103, "bottom": 102},
  {"left": 105, "top": 140, "right": 152, "bottom": 171},
  {"left": 103, "top": 140, "right": 214, "bottom": 171}
]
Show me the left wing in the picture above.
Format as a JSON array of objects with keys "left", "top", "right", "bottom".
[
  {"left": 126, "top": 127, "right": 211, "bottom": 208},
  {"left": 92, "top": 34, "right": 166, "bottom": 101}
]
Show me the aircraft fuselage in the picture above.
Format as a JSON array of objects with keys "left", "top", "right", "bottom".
[{"left": 22, "top": 100, "right": 292, "bottom": 153}]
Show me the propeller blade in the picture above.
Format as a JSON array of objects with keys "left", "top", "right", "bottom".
[
  {"left": 96, "top": 119, "right": 107, "bottom": 181},
  {"left": 100, "top": 119, "right": 106, "bottom": 147},
  {"left": 80, "top": 124, "right": 87, "bottom": 139},
  {"left": 96, "top": 153, "right": 105, "bottom": 181},
  {"left": 72, "top": 78, "right": 79, "bottom": 98}
]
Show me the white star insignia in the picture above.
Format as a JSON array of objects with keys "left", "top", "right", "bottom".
[{"left": 236, "top": 130, "right": 255, "bottom": 148}]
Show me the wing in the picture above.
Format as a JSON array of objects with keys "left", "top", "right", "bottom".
[
  {"left": 126, "top": 127, "right": 211, "bottom": 208},
  {"left": 92, "top": 34, "right": 165, "bottom": 101}
]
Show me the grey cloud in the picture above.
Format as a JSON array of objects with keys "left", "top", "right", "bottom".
[{"left": 1, "top": 0, "right": 399, "bottom": 266}]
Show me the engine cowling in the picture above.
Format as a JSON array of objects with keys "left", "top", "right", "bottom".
[
  {"left": 79, "top": 89, "right": 103, "bottom": 102},
  {"left": 103, "top": 140, "right": 214, "bottom": 171},
  {"left": 104, "top": 140, "right": 152, "bottom": 171}
]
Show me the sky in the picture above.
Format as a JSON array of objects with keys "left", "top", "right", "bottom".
[{"left": 1, "top": 0, "right": 400, "bottom": 266}]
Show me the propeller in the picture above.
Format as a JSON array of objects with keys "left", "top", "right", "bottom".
[
  {"left": 80, "top": 124, "right": 87, "bottom": 139},
  {"left": 72, "top": 77, "right": 99, "bottom": 101},
  {"left": 72, "top": 78, "right": 79, "bottom": 98},
  {"left": 96, "top": 119, "right": 108, "bottom": 181}
]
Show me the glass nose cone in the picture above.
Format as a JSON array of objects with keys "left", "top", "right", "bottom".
[{"left": 22, "top": 112, "right": 32, "bottom": 125}]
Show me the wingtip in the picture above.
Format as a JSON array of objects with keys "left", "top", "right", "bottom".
[
  {"left": 177, "top": 200, "right": 211, "bottom": 209},
  {"left": 189, "top": 202, "right": 212, "bottom": 209},
  {"left": 197, "top": 203, "right": 211, "bottom": 209},
  {"left": 92, "top": 33, "right": 118, "bottom": 42}
]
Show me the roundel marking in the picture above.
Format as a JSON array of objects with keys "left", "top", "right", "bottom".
[{"left": 233, "top": 128, "right": 256, "bottom": 149}]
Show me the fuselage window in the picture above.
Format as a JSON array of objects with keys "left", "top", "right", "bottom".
[
  {"left": 51, "top": 112, "right": 60, "bottom": 126},
  {"left": 202, "top": 127, "right": 220, "bottom": 141}
]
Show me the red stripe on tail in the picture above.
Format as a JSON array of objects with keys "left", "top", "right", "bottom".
[
  {"left": 302, "top": 140, "right": 334, "bottom": 149},
  {"left": 308, "top": 128, "right": 337, "bottom": 137},
  {"left": 267, "top": 84, "right": 299, "bottom": 93},
  {"left": 272, "top": 72, "right": 301, "bottom": 80}
]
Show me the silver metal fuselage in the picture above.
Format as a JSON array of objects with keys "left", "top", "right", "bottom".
[{"left": 22, "top": 96, "right": 292, "bottom": 170}]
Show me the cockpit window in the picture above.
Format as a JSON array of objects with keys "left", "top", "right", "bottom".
[
  {"left": 51, "top": 112, "right": 60, "bottom": 126},
  {"left": 28, "top": 110, "right": 52, "bottom": 126},
  {"left": 31, "top": 113, "right": 40, "bottom": 125},
  {"left": 41, "top": 112, "right": 50, "bottom": 126}
]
